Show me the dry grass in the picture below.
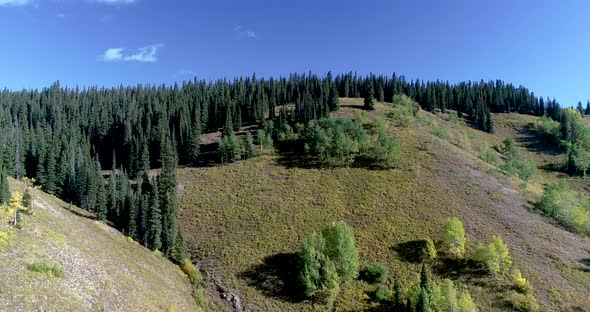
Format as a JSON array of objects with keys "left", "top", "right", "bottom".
[
  {"left": 0, "top": 180, "right": 202, "bottom": 312},
  {"left": 178, "top": 100, "right": 590, "bottom": 311}
]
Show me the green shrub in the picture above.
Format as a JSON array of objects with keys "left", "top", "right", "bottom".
[
  {"left": 519, "top": 158, "right": 537, "bottom": 182},
  {"left": 432, "top": 121, "right": 449, "bottom": 139},
  {"left": 375, "top": 284, "right": 392, "bottom": 301},
  {"left": 372, "top": 133, "right": 401, "bottom": 168},
  {"left": 28, "top": 260, "right": 64, "bottom": 278},
  {"left": 457, "top": 290, "right": 477, "bottom": 312},
  {"left": 360, "top": 262, "right": 388, "bottom": 284},
  {"left": 538, "top": 181, "right": 590, "bottom": 234},
  {"left": 507, "top": 291, "right": 540, "bottom": 312},
  {"left": 181, "top": 259, "right": 202, "bottom": 286},
  {"left": 536, "top": 116, "right": 561, "bottom": 143},
  {"left": 425, "top": 238, "right": 437, "bottom": 260},
  {"left": 480, "top": 144, "right": 501, "bottom": 166},
  {"left": 442, "top": 217, "right": 466, "bottom": 258}
]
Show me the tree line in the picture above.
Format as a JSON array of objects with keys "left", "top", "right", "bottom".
[{"left": 0, "top": 71, "right": 567, "bottom": 258}]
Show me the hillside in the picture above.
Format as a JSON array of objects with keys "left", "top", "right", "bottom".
[
  {"left": 0, "top": 179, "right": 200, "bottom": 312},
  {"left": 177, "top": 98, "right": 590, "bottom": 311}
]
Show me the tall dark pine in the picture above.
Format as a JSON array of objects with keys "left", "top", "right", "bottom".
[
  {"left": 364, "top": 80, "right": 375, "bottom": 110},
  {"left": 577, "top": 101, "right": 585, "bottom": 115},
  {"left": 485, "top": 106, "right": 494, "bottom": 133},
  {"left": 0, "top": 160, "right": 9, "bottom": 205},
  {"left": 585, "top": 101, "right": 590, "bottom": 115}
]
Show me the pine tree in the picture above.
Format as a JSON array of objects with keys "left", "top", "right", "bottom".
[
  {"left": 485, "top": 106, "right": 494, "bottom": 133},
  {"left": 189, "top": 118, "right": 201, "bottom": 164},
  {"left": 417, "top": 287, "right": 431, "bottom": 312},
  {"left": 149, "top": 179, "right": 162, "bottom": 251},
  {"left": 420, "top": 263, "right": 430, "bottom": 290},
  {"left": 364, "top": 80, "right": 375, "bottom": 111},
  {"left": 171, "top": 225, "right": 188, "bottom": 263},
  {"left": 585, "top": 101, "right": 590, "bottom": 115},
  {"left": 393, "top": 276, "right": 404, "bottom": 309},
  {"left": 577, "top": 101, "right": 585, "bottom": 115},
  {"left": 0, "top": 160, "right": 10, "bottom": 205}
]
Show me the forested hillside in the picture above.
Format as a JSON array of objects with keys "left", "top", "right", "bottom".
[{"left": 2, "top": 72, "right": 588, "bottom": 311}]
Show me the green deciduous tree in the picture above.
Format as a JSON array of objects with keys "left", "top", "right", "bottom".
[{"left": 442, "top": 217, "right": 466, "bottom": 258}]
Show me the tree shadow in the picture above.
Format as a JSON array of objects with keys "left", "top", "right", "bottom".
[
  {"left": 432, "top": 258, "right": 486, "bottom": 279},
  {"left": 238, "top": 252, "right": 305, "bottom": 303},
  {"left": 390, "top": 240, "right": 429, "bottom": 263},
  {"left": 578, "top": 258, "right": 590, "bottom": 273}
]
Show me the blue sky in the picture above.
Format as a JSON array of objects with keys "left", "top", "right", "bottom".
[{"left": 0, "top": 0, "right": 589, "bottom": 106}]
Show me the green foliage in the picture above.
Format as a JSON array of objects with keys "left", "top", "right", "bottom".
[
  {"left": 321, "top": 221, "right": 359, "bottom": 282},
  {"left": 442, "top": 217, "right": 466, "bottom": 258},
  {"left": 241, "top": 133, "right": 254, "bottom": 160},
  {"left": 299, "top": 222, "right": 359, "bottom": 304},
  {"left": 0, "top": 161, "right": 9, "bottom": 205},
  {"left": 219, "top": 131, "right": 242, "bottom": 164},
  {"left": 507, "top": 291, "right": 539, "bottom": 312},
  {"left": 519, "top": 158, "right": 537, "bottom": 182},
  {"left": 480, "top": 144, "right": 500, "bottom": 166},
  {"left": 22, "top": 188, "right": 32, "bottom": 210},
  {"left": 180, "top": 259, "right": 202, "bottom": 286},
  {"left": 472, "top": 236, "right": 512, "bottom": 278},
  {"left": 440, "top": 279, "right": 458, "bottom": 312},
  {"left": 417, "top": 287, "right": 432, "bottom": 312},
  {"left": 28, "top": 260, "right": 64, "bottom": 278},
  {"left": 536, "top": 116, "right": 561, "bottom": 143},
  {"left": 303, "top": 117, "right": 366, "bottom": 165},
  {"left": 375, "top": 284, "right": 392, "bottom": 301},
  {"left": 432, "top": 121, "right": 450, "bottom": 139},
  {"left": 420, "top": 263, "right": 430, "bottom": 290},
  {"left": 256, "top": 129, "right": 273, "bottom": 154},
  {"left": 360, "top": 262, "right": 388, "bottom": 284},
  {"left": 364, "top": 80, "right": 376, "bottom": 110},
  {"left": 500, "top": 138, "right": 537, "bottom": 181},
  {"left": 425, "top": 238, "right": 437, "bottom": 260},
  {"left": 389, "top": 94, "right": 419, "bottom": 128},
  {"left": 538, "top": 181, "right": 590, "bottom": 234},
  {"left": 512, "top": 270, "right": 534, "bottom": 295},
  {"left": 457, "top": 290, "right": 477, "bottom": 312},
  {"left": 372, "top": 132, "right": 401, "bottom": 168}
]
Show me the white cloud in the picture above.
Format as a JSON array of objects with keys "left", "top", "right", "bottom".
[
  {"left": 95, "top": 0, "right": 136, "bottom": 4},
  {"left": 98, "top": 44, "right": 163, "bottom": 63},
  {"left": 56, "top": 13, "right": 66, "bottom": 18},
  {"left": 0, "top": 0, "right": 31, "bottom": 6},
  {"left": 234, "top": 25, "right": 257, "bottom": 39}
]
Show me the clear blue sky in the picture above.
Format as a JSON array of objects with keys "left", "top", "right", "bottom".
[{"left": 1, "top": 0, "right": 589, "bottom": 106}]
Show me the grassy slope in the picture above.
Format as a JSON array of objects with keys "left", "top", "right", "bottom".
[
  {"left": 178, "top": 98, "right": 589, "bottom": 311},
  {"left": 0, "top": 179, "right": 201, "bottom": 312}
]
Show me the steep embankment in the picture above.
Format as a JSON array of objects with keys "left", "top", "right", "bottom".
[
  {"left": 0, "top": 179, "right": 200, "bottom": 312},
  {"left": 177, "top": 99, "right": 589, "bottom": 311}
]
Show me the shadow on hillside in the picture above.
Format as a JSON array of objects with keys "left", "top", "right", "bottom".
[
  {"left": 514, "top": 127, "right": 563, "bottom": 157},
  {"left": 189, "top": 142, "right": 221, "bottom": 168},
  {"left": 239, "top": 252, "right": 305, "bottom": 303},
  {"left": 579, "top": 258, "right": 590, "bottom": 273},
  {"left": 391, "top": 240, "right": 429, "bottom": 263},
  {"left": 432, "top": 258, "right": 486, "bottom": 279}
]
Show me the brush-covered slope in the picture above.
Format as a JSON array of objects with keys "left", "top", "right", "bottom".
[
  {"left": 0, "top": 179, "right": 200, "bottom": 312},
  {"left": 178, "top": 99, "right": 589, "bottom": 311}
]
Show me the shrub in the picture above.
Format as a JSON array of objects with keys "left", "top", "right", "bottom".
[
  {"left": 442, "top": 217, "right": 466, "bottom": 258},
  {"left": 519, "top": 158, "right": 537, "bottom": 182},
  {"left": 536, "top": 116, "right": 561, "bottom": 143},
  {"left": 425, "top": 238, "right": 437, "bottom": 260},
  {"left": 375, "top": 284, "right": 392, "bottom": 301},
  {"left": 480, "top": 144, "right": 501, "bottom": 166},
  {"left": 28, "top": 260, "right": 64, "bottom": 278},
  {"left": 457, "top": 290, "right": 477, "bottom": 312},
  {"left": 512, "top": 270, "right": 534, "bottom": 294},
  {"left": 432, "top": 121, "right": 450, "bottom": 139},
  {"left": 538, "top": 181, "right": 590, "bottom": 234},
  {"left": 181, "top": 259, "right": 202, "bottom": 286},
  {"left": 372, "top": 133, "right": 401, "bottom": 168},
  {"left": 321, "top": 222, "right": 359, "bottom": 282},
  {"left": 507, "top": 291, "right": 540, "bottom": 312},
  {"left": 440, "top": 279, "right": 458, "bottom": 311},
  {"left": 360, "top": 262, "right": 389, "bottom": 284}
]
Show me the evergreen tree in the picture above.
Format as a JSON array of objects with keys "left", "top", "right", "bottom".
[
  {"left": 189, "top": 118, "right": 201, "bottom": 164},
  {"left": 364, "top": 80, "right": 375, "bottom": 111},
  {"left": 171, "top": 225, "right": 188, "bottom": 263},
  {"left": 0, "top": 161, "right": 10, "bottom": 205},
  {"left": 148, "top": 179, "right": 162, "bottom": 251},
  {"left": 393, "top": 276, "right": 404, "bottom": 309},
  {"left": 585, "top": 101, "right": 590, "bottom": 115},
  {"left": 485, "top": 106, "right": 494, "bottom": 133},
  {"left": 577, "top": 101, "right": 585, "bottom": 115},
  {"left": 420, "top": 263, "right": 430, "bottom": 290},
  {"left": 417, "top": 287, "right": 431, "bottom": 312}
]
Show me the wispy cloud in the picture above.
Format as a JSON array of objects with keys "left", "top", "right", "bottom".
[
  {"left": 95, "top": 0, "right": 136, "bottom": 4},
  {"left": 98, "top": 44, "right": 163, "bottom": 63},
  {"left": 234, "top": 25, "right": 257, "bottom": 39},
  {"left": 56, "top": 13, "right": 67, "bottom": 18},
  {"left": 0, "top": 0, "right": 31, "bottom": 6}
]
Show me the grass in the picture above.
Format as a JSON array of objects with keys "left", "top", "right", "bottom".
[
  {"left": 27, "top": 260, "right": 64, "bottom": 278},
  {"left": 177, "top": 99, "right": 590, "bottom": 311},
  {"left": 0, "top": 179, "right": 203, "bottom": 311}
]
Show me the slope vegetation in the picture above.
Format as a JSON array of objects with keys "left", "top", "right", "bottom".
[
  {"left": 0, "top": 179, "right": 200, "bottom": 312},
  {"left": 178, "top": 99, "right": 589, "bottom": 311}
]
